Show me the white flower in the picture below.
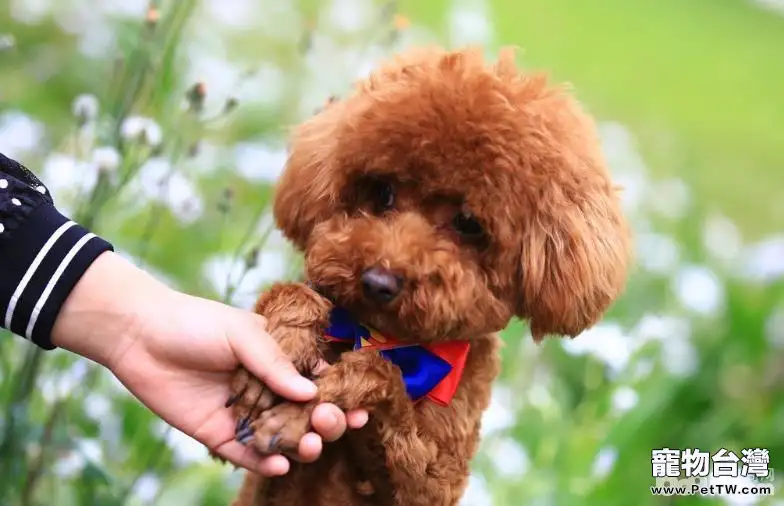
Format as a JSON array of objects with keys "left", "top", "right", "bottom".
[
  {"left": 120, "top": 116, "right": 162, "bottom": 146},
  {"left": 0, "top": 34, "right": 15, "bottom": 51},
  {"left": 592, "top": 447, "right": 618, "bottom": 479},
  {"left": 460, "top": 474, "right": 492, "bottom": 506},
  {"left": 611, "top": 386, "right": 639, "bottom": 415},
  {"left": 158, "top": 423, "right": 209, "bottom": 466},
  {"left": 54, "top": 450, "right": 86, "bottom": 478},
  {"left": 71, "top": 94, "right": 99, "bottom": 121},
  {"left": 325, "top": 0, "right": 374, "bottom": 32},
  {"left": 636, "top": 232, "right": 681, "bottom": 274},
  {"left": 204, "top": 0, "right": 261, "bottom": 29},
  {"left": 202, "top": 250, "right": 287, "bottom": 308},
  {"left": 0, "top": 111, "right": 45, "bottom": 158},
  {"left": 41, "top": 152, "right": 99, "bottom": 197},
  {"left": 672, "top": 265, "right": 724, "bottom": 317},
  {"left": 488, "top": 437, "right": 529, "bottom": 478},
  {"left": 480, "top": 383, "right": 516, "bottom": 437},
  {"left": 53, "top": 439, "right": 103, "bottom": 479},
  {"left": 738, "top": 235, "right": 784, "bottom": 283},
  {"left": 703, "top": 214, "right": 743, "bottom": 264},
  {"left": 647, "top": 177, "right": 691, "bottom": 220},
  {"left": 37, "top": 359, "right": 90, "bottom": 403},
  {"left": 234, "top": 142, "right": 288, "bottom": 182},
  {"left": 165, "top": 171, "right": 204, "bottom": 224},
  {"left": 84, "top": 393, "right": 112, "bottom": 420},
  {"left": 77, "top": 438, "right": 103, "bottom": 464},
  {"left": 132, "top": 158, "right": 204, "bottom": 224},
  {"left": 91, "top": 146, "right": 121, "bottom": 172},
  {"left": 632, "top": 314, "right": 692, "bottom": 345},
  {"left": 132, "top": 474, "right": 161, "bottom": 503},
  {"left": 661, "top": 338, "right": 699, "bottom": 377},
  {"left": 562, "top": 322, "right": 633, "bottom": 376},
  {"left": 448, "top": 0, "right": 493, "bottom": 47}
]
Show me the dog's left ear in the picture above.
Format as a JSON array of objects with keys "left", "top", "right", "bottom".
[
  {"left": 273, "top": 105, "right": 346, "bottom": 250},
  {"left": 516, "top": 184, "right": 631, "bottom": 342}
]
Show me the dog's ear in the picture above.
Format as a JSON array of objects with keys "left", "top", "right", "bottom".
[
  {"left": 516, "top": 185, "right": 631, "bottom": 342},
  {"left": 273, "top": 106, "right": 346, "bottom": 250}
]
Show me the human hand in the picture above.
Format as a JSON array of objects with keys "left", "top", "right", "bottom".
[{"left": 51, "top": 252, "right": 369, "bottom": 476}]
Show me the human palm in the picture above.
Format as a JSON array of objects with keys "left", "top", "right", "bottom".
[{"left": 107, "top": 292, "right": 367, "bottom": 476}]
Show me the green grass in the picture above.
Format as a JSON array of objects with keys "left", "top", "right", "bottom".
[{"left": 403, "top": 0, "right": 784, "bottom": 239}]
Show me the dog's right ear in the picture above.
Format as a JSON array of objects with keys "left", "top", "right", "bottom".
[{"left": 273, "top": 106, "right": 346, "bottom": 250}]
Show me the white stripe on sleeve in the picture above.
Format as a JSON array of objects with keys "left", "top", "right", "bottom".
[
  {"left": 4, "top": 220, "right": 76, "bottom": 332},
  {"left": 25, "top": 233, "right": 96, "bottom": 340}
]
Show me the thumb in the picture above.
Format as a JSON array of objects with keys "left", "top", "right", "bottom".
[{"left": 230, "top": 313, "right": 317, "bottom": 402}]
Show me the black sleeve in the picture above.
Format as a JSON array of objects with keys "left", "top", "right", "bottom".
[{"left": 0, "top": 152, "right": 114, "bottom": 350}]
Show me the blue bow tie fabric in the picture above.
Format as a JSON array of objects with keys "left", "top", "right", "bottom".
[{"left": 323, "top": 306, "right": 470, "bottom": 406}]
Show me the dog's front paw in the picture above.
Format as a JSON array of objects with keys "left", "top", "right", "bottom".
[
  {"left": 236, "top": 402, "right": 312, "bottom": 458},
  {"left": 225, "top": 321, "right": 326, "bottom": 426},
  {"left": 316, "top": 351, "right": 410, "bottom": 412},
  {"left": 226, "top": 366, "right": 279, "bottom": 432}
]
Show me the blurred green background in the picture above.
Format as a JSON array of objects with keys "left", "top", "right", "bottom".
[{"left": 1, "top": 0, "right": 783, "bottom": 505}]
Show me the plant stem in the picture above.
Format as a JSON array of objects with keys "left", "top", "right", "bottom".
[
  {"left": 0, "top": 344, "right": 46, "bottom": 501},
  {"left": 19, "top": 398, "right": 67, "bottom": 506},
  {"left": 221, "top": 194, "right": 273, "bottom": 305},
  {"left": 222, "top": 219, "right": 275, "bottom": 305}
]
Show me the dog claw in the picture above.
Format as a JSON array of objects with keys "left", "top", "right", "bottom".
[
  {"left": 236, "top": 426, "right": 255, "bottom": 445},
  {"left": 235, "top": 417, "right": 255, "bottom": 445},
  {"left": 236, "top": 429, "right": 254, "bottom": 446},
  {"left": 236, "top": 416, "right": 250, "bottom": 432},
  {"left": 268, "top": 433, "right": 281, "bottom": 453},
  {"left": 225, "top": 385, "right": 248, "bottom": 408}
]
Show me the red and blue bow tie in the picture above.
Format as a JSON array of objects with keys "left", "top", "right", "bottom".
[{"left": 323, "top": 307, "right": 470, "bottom": 407}]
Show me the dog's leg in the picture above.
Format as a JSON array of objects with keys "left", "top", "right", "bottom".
[
  {"left": 216, "top": 279, "right": 333, "bottom": 506},
  {"left": 231, "top": 473, "right": 265, "bottom": 506},
  {"left": 226, "top": 282, "right": 332, "bottom": 435},
  {"left": 223, "top": 283, "right": 332, "bottom": 506},
  {"left": 246, "top": 350, "right": 471, "bottom": 506}
]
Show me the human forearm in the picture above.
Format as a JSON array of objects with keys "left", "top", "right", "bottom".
[{"left": 50, "top": 250, "right": 173, "bottom": 368}]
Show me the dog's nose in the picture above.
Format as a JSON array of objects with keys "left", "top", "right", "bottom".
[{"left": 361, "top": 267, "right": 403, "bottom": 304}]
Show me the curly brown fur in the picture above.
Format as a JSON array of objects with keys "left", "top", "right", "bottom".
[{"left": 226, "top": 46, "right": 631, "bottom": 506}]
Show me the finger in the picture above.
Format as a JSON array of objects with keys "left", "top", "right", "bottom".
[
  {"left": 231, "top": 314, "right": 317, "bottom": 402},
  {"left": 346, "top": 409, "right": 369, "bottom": 429},
  {"left": 258, "top": 454, "right": 290, "bottom": 477},
  {"left": 295, "top": 432, "right": 323, "bottom": 463},
  {"left": 310, "top": 403, "right": 347, "bottom": 442}
]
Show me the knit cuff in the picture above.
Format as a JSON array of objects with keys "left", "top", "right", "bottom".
[{"left": 0, "top": 204, "right": 113, "bottom": 349}]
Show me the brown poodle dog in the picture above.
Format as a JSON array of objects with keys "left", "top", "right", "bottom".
[{"left": 225, "top": 46, "right": 631, "bottom": 506}]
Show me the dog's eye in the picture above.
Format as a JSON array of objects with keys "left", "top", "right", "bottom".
[
  {"left": 452, "top": 211, "right": 484, "bottom": 238},
  {"left": 372, "top": 180, "right": 395, "bottom": 212}
]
